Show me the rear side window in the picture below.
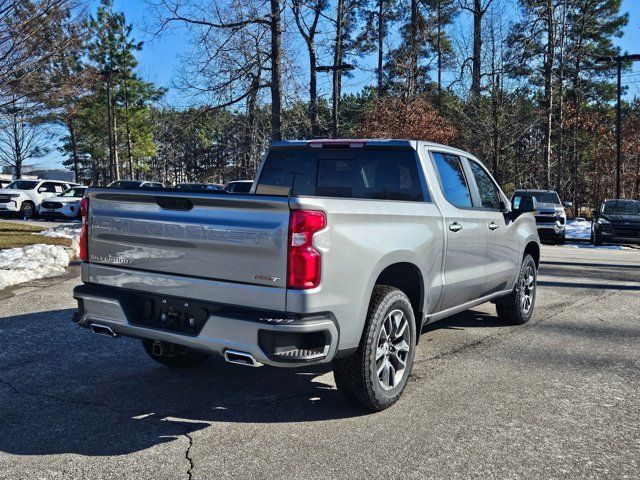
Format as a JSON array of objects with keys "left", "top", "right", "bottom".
[
  {"left": 256, "top": 149, "right": 426, "bottom": 201},
  {"left": 468, "top": 160, "right": 502, "bottom": 210},
  {"left": 431, "top": 153, "right": 472, "bottom": 208}
]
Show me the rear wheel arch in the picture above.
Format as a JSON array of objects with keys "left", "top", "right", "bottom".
[
  {"left": 523, "top": 241, "right": 540, "bottom": 267},
  {"left": 373, "top": 262, "right": 424, "bottom": 342}
]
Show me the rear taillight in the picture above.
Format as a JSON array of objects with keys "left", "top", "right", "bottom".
[
  {"left": 287, "top": 210, "right": 326, "bottom": 289},
  {"left": 79, "top": 196, "right": 89, "bottom": 262}
]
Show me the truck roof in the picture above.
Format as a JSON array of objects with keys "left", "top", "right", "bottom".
[{"left": 270, "top": 139, "right": 478, "bottom": 161}]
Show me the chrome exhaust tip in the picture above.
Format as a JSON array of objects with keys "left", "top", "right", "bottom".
[
  {"left": 224, "top": 350, "right": 263, "bottom": 367},
  {"left": 90, "top": 324, "right": 119, "bottom": 338}
]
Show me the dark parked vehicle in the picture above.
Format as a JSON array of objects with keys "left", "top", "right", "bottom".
[
  {"left": 225, "top": 180, "right": 253, "bottom": 193},
  {"left": 591, "top": 199, "right": 640, "bottom": 245},
  {"left": 176, "top": 183, "right": 225, "bottom": 191},
  {"left": 511, "top": 189, "right": 572, "bottom": 244},
  {"left": 108, "top": 180, "right": 165, "bottom": 189}
]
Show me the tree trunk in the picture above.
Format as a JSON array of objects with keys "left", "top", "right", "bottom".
[
  {"left": 408, "top": 0, "right": 418, "bottom": 99},
  {"left": 555, "top": 0, "right": 567, "bottom": 194},
  {"left": 377, "top": 0, "right": 384, "bottom": 95},
  {"left": 309, "top": 46, "right": 319, "bottom": 137},
  {"left": 113, "top": 108, "right": 120, "bottom": 181},
  {"left": 67, "top": 116, "right": 80, "bottom": 183},
  {"left": 270, "top": 0, "right": 282, "bottom": 141},
  {"left": 437, "top": 0, "right": 442, "bottom": 101},
  {"left": 12, "top": 113, "right": 22, "bottom": 179},
  {"left": 542, "top": 0, "right": 555, "bottom": 190},
  {"left": 246, "top": 74, "right": 260, "bottom": 176},
  {"left": 124, "top": 78, "right": 134, "bottom": 179},
  {"left": 471, "top": 0, "right": 482, "bottom": 101},
  {"left": 106, "top": 76, "right": 115, "bottom": 183},
  {"left": 332, "top": 0, "right": 345, "bottom": 138}
]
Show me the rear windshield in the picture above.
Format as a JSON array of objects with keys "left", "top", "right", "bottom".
[
  {"left": 602, "top": 200, "right": 639, "bottom": 215},
  {"left": 256, "top": 148, "right": 426, "bottom": 201}
]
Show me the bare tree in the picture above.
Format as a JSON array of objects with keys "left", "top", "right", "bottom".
[
  {"left": 292, "top": 0, "right": 326, "bottom": 137},
  {"left": 149, "top": 0, "right": 283, "bottom": 140},
  {"left": 0, "top": 95, "right": 51, "bottom": 178},
  {"left": 460, "top": 0, "right": 493, "bottom": 101}
]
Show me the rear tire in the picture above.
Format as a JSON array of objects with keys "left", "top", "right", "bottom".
[
  {"left": 142, "top": 339, "right": 211, "bottom": 368},
  {"left": 496, "top": 254, "right": 537, "bottom": 325},
  {"left": 333, "top": 286, "right": 416, "bottom": 412}
]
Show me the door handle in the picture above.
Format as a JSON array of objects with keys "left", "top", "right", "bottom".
[
  {"left": 449, "top": 222, "right": 463, "bottom": 232},
  {"left": 488, "top": 222, "right": 499, "bottom": 230}
]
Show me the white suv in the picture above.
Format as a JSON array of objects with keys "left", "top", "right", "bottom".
[{"left": 0, "top": 179, "right": 78, "bottom": 218}]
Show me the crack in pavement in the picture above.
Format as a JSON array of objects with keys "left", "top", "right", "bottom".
[
  {"left": 184, "top": 432, "right": 194, "bottom": 480},
  {"left": 0, "top": 377, "right": 127, "bottom": 416}
]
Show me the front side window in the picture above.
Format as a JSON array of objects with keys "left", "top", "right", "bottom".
[
  {"left": 468, "top": 160, "right": 502, "bottom": 210},
  {"left": 431, "top": 152, "right": 472, "bottom": 208},
  {"left": 39, "top": 182, "right": 60, "bottom": 193}
]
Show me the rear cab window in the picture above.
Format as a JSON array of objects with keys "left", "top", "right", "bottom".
[
  {"left": 431, "top": 152, "right": 472, "bottom": 208},
  {"left": 256, "top": 147, "right": 427, "bottom": 202}
]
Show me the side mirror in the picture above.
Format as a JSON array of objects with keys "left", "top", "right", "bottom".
[
  {"left": 562, "top": 201, "right": 573, "bottom": 208},
  {"left": 512, "top": 195, "right": 537, "bottom": 214}
]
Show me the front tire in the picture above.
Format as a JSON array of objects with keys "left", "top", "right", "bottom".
[
  {"left": 333, "top": 286, "right": 416, "bottom": 412},
  {"left": 591, "top": 227, "right": 603, "bottom": 246},
  {"left": 20, "top": 201, "right": 35, "bottom": 220},
  {"left": 142, "top": 339, "right": 211, "bottom": 368},
  {"left": 496, "top": 254, "right": 537, "bottom": 325}
]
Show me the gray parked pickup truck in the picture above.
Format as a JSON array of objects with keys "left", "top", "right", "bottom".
[
  {"left": 512, "top": 189, "right": 572, "bottom": 244},
  {"left": 73, "top": 140, "right": 540, "bottom": 411}
]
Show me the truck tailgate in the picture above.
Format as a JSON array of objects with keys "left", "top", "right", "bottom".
[{"left": 86, "top": 189, "right": 290, "bottom": 289}]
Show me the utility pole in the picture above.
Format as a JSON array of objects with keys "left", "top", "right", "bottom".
[
  {"left": 316, "top": 63, "right": 354, "bottom": 138},
  {"left": 595, "top": 54, "right": 640, "bottom": 199}
]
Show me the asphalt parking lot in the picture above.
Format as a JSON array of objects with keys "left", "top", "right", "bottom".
[{"left": 1, "top": 244, "right": 639, "bottom": 479}]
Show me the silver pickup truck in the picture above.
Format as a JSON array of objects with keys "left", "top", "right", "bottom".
[{"left": 73, "top": 140, "right": 540, "bottom": 411}]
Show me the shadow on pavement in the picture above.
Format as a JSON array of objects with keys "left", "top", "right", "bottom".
[
  {"left": 537, "top": 280, "right": 640, "bottom": 291},
  {"left": 0, "top": 305, "right": 523, "bottom": 458},
  {"left": 0, "top": 308, "right": 366, "bottom": 457}
]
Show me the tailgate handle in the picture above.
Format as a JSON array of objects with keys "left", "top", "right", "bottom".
[{"left": 156, "top": 197, "right": 193, "bottom": 211}]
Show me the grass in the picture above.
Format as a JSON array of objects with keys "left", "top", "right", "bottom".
[{"left": 0, "top": 221, "right": 72, "bottom": 250}]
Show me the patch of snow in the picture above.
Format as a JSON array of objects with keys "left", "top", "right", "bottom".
[
  {"left": 0, "top": 244, "right": 71, "bottom": 290},
  {"left": 562, "top": 243, "right": 633, "bottom": 251},
  {"left": 565, "top": 219, "right": 591, "bottom": 240},
  {"left": 34, "top": 223, "right": 82, "bottom": 253}
]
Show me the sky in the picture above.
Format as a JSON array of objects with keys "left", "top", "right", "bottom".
[{"left": 35, "top": 0, "right": 640, "bottom": 170}]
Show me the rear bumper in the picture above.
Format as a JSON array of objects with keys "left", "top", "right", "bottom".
[{"left": 73, "top": 283, "right": 340, "bottom": 368}]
